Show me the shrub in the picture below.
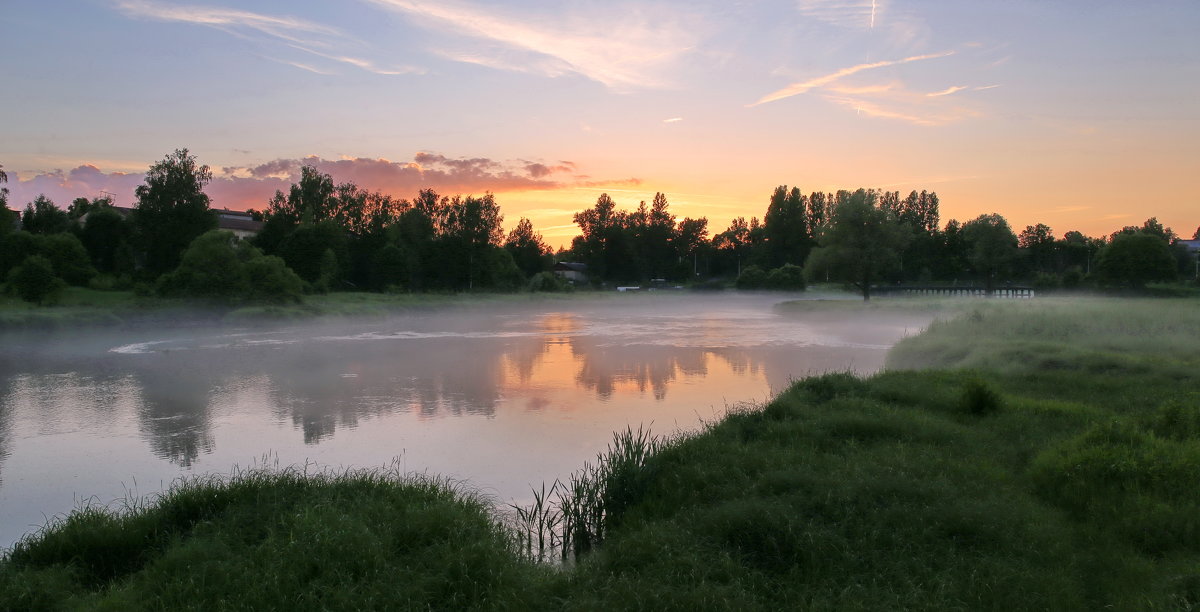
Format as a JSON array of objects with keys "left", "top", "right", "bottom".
[
  {"left": 1145, "top": 398, "right": 1200, "bottom": 441},
  {"left": 157, "top": 230, "right": 249, "bottom": 300},
  {"left": 528, "top": 271, "right": 571, "bottom": 292},
  {"left": 794, "top": 372, "right": 868, "bottom": 402},
  {"left": 42, "top": 233, "right": 97, "bottom": 286},
  {"left": 244, "top": 255, "right": 304, "bottom": 304},
  {"left": 8, "top": 255, "right": 65, "bottom": 305},
  {"left": 735, "top": 265, "right": 767, "bottom": 290},
  {"left": 766, "top": 263, "right": 806, "bottom": 291},
  {"left": 1031, "top": 272, "right": 1060, "bottom": 292},
  {"left": 1061, "top": 266, "right": 1084, "bottom": 289},
  {"left": 959, "top": 378, "right": 1002, "bottom": 416}
]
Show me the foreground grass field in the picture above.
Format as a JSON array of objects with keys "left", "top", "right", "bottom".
[{"left": 2, "top": 297, "right": 1198, "bottom": 610}]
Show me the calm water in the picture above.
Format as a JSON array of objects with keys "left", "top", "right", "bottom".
[{"left": 0, "top": 294, "right": 932, "bottom": 549}]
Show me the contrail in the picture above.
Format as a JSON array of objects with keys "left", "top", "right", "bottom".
[{"left": 870, "top": 0, "right": 876, "bottom": 28}]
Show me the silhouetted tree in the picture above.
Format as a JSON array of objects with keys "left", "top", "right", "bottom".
[
  {"left": 763, "top": 186, "right": 810, "bottom": 268},
  {"left": 66, "top": 195, "right": 112, "bottom": 220},
  {"left": 806, "top": 189, "right": 911, "bottom": 300},
  {"left": 572, "top": 193, "right": 620, "bottom": 282},
  {"left": 132, "top": 149, "right": 217, "bottom": 276},
  {"left": 279, "top": 221, "right": 347, "bottom": 288},
  {"left": 1096, "top": 231, "right": 1177, "bottom": 289},
  {"left": 79, "top": 206, "right": 131, "bottom": 273},
  {"left": 713, "top": 216, "right": 751, "bottom": 276},
  {"left": 442, "top": 194, "right": 505, "bottom": 290},
  {"left": 21, "top": 195, "right": 70, "bottom": 235},
  {"left": 504, "top": 217, "right": 550, "bottom": 277},
  {"left": 1019, "top": 223, "right": 1057, "bottom": 275},
  {"left": 675, "top": 216, "right": 709, "bottom": 278},
  {"left": 1060, "top": 230, "right": 1103, "bottom": 276},
  {"left": 962, "top": 213, "right": 1018, "bottom": 294},
  {"left": 0, "top": 163, "right": 10, "bottom": 226}
]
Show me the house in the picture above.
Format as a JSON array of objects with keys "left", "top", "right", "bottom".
[
  {"left": 79, "top": 206, "right": 264, "bottom": 240},
  {"left": 215, "top": 209, "right": 264, "bottom": 239},
  {"left": 553, "top": 262, "right": 588, "bottom": 285}
]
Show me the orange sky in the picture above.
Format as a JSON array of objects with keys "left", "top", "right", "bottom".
[{"left": 3, "top": 1, "right": 1197, "bottom": 248}]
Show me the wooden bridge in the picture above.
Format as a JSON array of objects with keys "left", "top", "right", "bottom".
[{"left": 871, "top": 285, "right": 1036, "bottom": 298}]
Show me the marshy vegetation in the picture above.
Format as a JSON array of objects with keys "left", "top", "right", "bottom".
[{"left": 2, "top": 296, "right": 1199, "bottom": 609}]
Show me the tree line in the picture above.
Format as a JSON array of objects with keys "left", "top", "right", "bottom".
[{"left": 1, "top": 150, "right": 1197, "bottom": 304}]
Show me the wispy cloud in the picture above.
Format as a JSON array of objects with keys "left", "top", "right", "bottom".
[
  {"left": 828, "top": 97, "right": 941, "bottom": 126},
  {"left": 826, "top": 82, "right": 898, "bottom": 95},
  {"left": 265, "top": 58, "right": 334, "bottom": 75},
  {"left": 115, "top": 0, "right": 340, "bottom": 44},
  {"left": 360, "top": 0, "right": 699, "bottom": 89},
  {"left": 115, "top": 0, "right": 416, "bottom": 76},
  {"left": 663, "top": 117, "right": 684, "bottom": 123},
  {"left": 927, "top": 85, "right": 967, "bottom": 97},
  {"left": 749, "top": 50, "right": 954, "bottom": 106},
  {"left": 289, "top": 44, "right": 423, "bottom": 75},
  {"left": 826, "top": 92, "right": 981, "bottom": 127}
]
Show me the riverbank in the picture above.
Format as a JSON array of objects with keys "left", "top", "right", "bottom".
[
  {"left": 2, "top": 296, "right": 1197, "bottom": 609},
  {"left": 0, "top": 287, "right": 603, "bottom": 331}
]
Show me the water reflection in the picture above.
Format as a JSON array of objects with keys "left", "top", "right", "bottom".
[{"left": 0, "top": 295, "right": 934, "bottom": 549}]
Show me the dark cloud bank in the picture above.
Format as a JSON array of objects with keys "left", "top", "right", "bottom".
[{"left": 6, "top": 154, "right": 639, "bottom": 211}]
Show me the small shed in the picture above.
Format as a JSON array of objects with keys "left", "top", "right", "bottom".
[{"left": 553, "top": 262, "right": 588, "bottom": 284}]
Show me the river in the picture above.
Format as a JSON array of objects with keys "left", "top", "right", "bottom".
[{"left": 0, "top": 293, "right": 932, "bottom": 549}]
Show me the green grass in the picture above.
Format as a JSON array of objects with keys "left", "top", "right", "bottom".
[
  {"left": 0, "top": 466, "right": 553, "bottom": 611},
  {"left": 4, "top": 295, "right": 1199, "bottom": 610},
  {"left": 0, "top": 286, "right": 613, "bottom": 330}
]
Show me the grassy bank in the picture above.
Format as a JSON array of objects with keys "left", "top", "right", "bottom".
[
  {"left": 3, "top": 296, "right": 1198, "bottom": 609},
  {"left": 548, "top": 297, "right": 1200, "bottom": 609},
  {"left": 0, "top": 467, "right": 553, "bottom": 610},
  {"left": 0, "top": 287, "right": 600, "bottom": 330}
]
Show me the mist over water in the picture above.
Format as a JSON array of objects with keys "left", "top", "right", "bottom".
[{"left": 0, "top": 294, "right": 933, "bottom": 549}]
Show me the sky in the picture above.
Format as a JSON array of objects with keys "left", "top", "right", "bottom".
[{"left": 2, "top": 0, "right": 1198, "bottom": 247}]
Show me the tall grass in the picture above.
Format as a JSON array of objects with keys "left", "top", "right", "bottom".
[{"left": 513, "top": 425, "right": 666, "bottom": 562}]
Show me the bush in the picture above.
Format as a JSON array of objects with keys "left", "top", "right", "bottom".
[
  {"left": 158, "top": 230, "right": 306, "bottom": 304},
  {"left": 766, "top": 263, "right": 806, "bottom": 291},
  {"left": 735, "top": 265, "right": 767, "bottom": 290},
  {"left": 959, "top": 378, "right": 1002, "bottom": 416},
  {"left": 528, "top": 271, "right": 571, "bottom": 292},
  {"left": 1145, "top": 398, "right": 1200, "bottom": 441},
  {"left": 157, "top": 231, "right": 249, "bottom": 300},
  {"left": 41, "top": 233, "right": 97, "bottom": 286},
  {"left": 244, "top": 255, "right": 304, "bottom": 304},
  {"left": 8, "top": 255, "right": 65, "bottom": 304},
  {"left": 1061, "top": 266, "right": 1084, "bottom": 289},
  {"left": 1031, "top": 272, "right": 1060, "bottom": 292}
]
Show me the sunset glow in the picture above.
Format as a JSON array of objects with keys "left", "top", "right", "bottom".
[{"left": 2, "top": 0, "right": 1197, "bottom": 246}]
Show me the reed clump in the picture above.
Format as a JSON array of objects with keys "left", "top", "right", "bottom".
[{"left": 511, "top": 425, "right": 667, "bottom": 562}]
